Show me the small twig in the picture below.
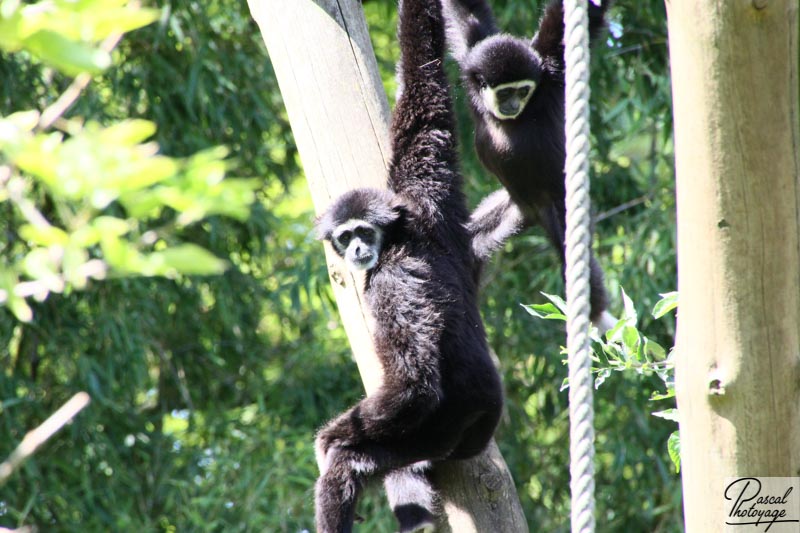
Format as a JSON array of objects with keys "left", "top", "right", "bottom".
[
  {"left": 419, "top": 58, "right": 441, "bottom": 69},
  {"left": 37, "top": 30, "right": 124, "bottom": 130},
  {"left": 0, "top": 392, "right": 91, "bottom": 486},
  {"left": 594, "top": 194, "right": 650, "bottom": 223},
  {"left": 6, "top": 177, "right": 52, "bottom": 228}
]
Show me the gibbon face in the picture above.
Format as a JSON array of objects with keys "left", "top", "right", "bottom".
[
  {"left": 480, "top": 79, "right": 537, "bottom": 120},
  {"left": 465, "top": 35, "right": 542, "bottom": 121},
  {"left": 331, "top": 219, "right": 383, "bottom": 272},
  {"left": 315, "top": 188, "right": 400, "bottom": 274}
]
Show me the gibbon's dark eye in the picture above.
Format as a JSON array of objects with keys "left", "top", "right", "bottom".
[
  {"left": 354, "top": 226, "right": 375, "bottom": 244},
  {"left": 337, "top": 230, "right": 352, "bottom": 246},
  {"left": 517, "top": 86, "right": 532, "bottom": 99}
]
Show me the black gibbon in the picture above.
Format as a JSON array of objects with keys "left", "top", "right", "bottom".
[
  {"left": 312, "top": 0, "right": 516, "bottom": 531},
  {"left": 442, "top": 0, "right": 615, "bottom": 328}
]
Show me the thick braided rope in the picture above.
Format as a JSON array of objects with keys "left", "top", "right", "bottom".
[{"left": 563, "top": 1, "right": 595, "bottom": 532}]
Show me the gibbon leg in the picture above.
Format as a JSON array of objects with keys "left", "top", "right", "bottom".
[
  {"left": 314, "top": 388, "right": 451, "bottom": 533},
  {"left": 315, "top": 444, "right": 440, "bottom": 533},
  {"left": 541, "top": 201, "right": 610, "bottom": 324},
  {"left": 315, "top": 387, "right": 441, "bottom": 474},
  {"left": 384, "top": 462, "right": 437, "bottom": 533},
  {"left": 315, "top": 446, "right": 372, "bottom": 533}
]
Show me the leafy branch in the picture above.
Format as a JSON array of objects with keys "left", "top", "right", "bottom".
[
  {"left": 0, "top": 0, "right": 259, "bottom": 322},
  {"left": 523, "top": 289, "right": 681, "bottom": 472}
]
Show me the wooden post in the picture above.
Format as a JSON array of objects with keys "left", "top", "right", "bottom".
[
  {"left": 666, "top": 0, "right": 800, "bottom": 530},
  {"left": 247, "top": 1, "right": 528, "bottom": 531},
  {"left": 248, "top": 0, "right": 391, "bottom": 394}
]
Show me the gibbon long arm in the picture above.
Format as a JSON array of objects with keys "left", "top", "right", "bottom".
[
  {"left": 441, "top": 0, "right": 499, "bottom": 63},
  {"left": 388, "top": 0, "right": 462, "bottom": 224}
]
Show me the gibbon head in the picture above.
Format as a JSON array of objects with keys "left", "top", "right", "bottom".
[
  {"left": 315, "top": 188, "right": 403, "bottom": 272},
  {"left": 464, "top": 35, "right": 541, "bottom": 121}
]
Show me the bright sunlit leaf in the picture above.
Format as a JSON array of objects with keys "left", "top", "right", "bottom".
[
  {"left": 652, "top": 291, "right": 678, "bottom": 318},
  {"left": 24, "top": 29, "right": 111, "bottom": 75}
]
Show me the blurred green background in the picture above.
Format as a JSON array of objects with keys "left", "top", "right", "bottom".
[{"left": 0, "top": 0, "right": 679, "bottom": 531}]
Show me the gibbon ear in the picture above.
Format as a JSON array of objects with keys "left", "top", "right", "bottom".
[{"left": 313, "top": 211, "right": 334, "bottom": 241}]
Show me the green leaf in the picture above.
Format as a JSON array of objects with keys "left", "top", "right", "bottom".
[
  {"left": 151, "top": 244, "right": 228, "bottom": 276},
  {"left": 650, "top": 389, "right": 675, "bottom": 401},
  {"left": 101, "top": 119, "right": 157, "bottom": 146},
  {"left": 80, "top": 7, "right": 160, "bottom": 39},
  {"left": 8, "top": 293, "right": 32, "bottom": 322},
  {"left": 667, "top": 431, "right": 681, "bottom": 473},
  {"left": 100, "top": 234, "right": 144, "bottom": 272},
  {"left": 594, "top": 368, "right": 611, "bottom": 389},
  {"left": 541, "top": 292, "right": 568, "bottom": 315},
  {"left": 0, "top": 128, "right": 28, "bottom": 159},
  {"left": 644, "top": 337, "right": 667, "bottom": 361},
  {"left": 521, "top": 302, "right": 566, "bottom": 321},
  {"left": 0, "top": 0, "right": 20, "bottom": 20},
  {"left": 0, "top": 2, "right": 22, "bottom": 51},
  {"left": 620, "top": 287, "right": 638, "bottom": 326},
  {"left": 0, "top": 110, "right": 39, "bottom": 145},
  {"left": 14, "top": 3, "right": 158, "bottom": 44},
  {"left": 652, "top": 408, "right": 679, "bottom": 422},
  {"left": 23, "top": 29, "right": 110, "bottom": 76},
  {"left": 653, "top": 291, "right": 678, "bottom": 318},
  {"left": 621, "top": 325, "right": 640, "bottom": 357},
  {"left": 62, "top": 245, "right": 90, "bottom": 288},
  {"left": 605, "top": 318, "right": 625, "bottom": 343},
  {"left": 116, "top": 156, "right": 180, "bottom": 192},
  {"left": 19, "top": 224, "right": 69, "bottom": 246},
  {"left": 12, "top": 131, "right": 63, "bottom": 185},
  {"left": 117, "top": 189, "right": 164, "bottom": 219},
  {"left": 600, "top": 341, "right": 625, "bottom": 364},
  {"left": 195, "top": 178, "right": 259, "bottom": 222},
  {"left": 0, "top": 271, "right": 32, "bottom": 322},
  {"left": 93, "top": 216, "right": 131, "bottom": 236},
  {"left": 70, "top": 225, "right": 103, "bottom": 247},
  {"left": 21, "top": 248, "right": 62, "bottom": 293}
]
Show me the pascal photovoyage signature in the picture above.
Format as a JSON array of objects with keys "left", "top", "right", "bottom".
[{"left": 725, "top": 477, "right": 799, "bottom": 531}]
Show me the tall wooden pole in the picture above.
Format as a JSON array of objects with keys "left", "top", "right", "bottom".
[
  {"left": 249, "top": 0, "right": 391, "bottom": 394},
  {"left": 247, "top": 1, "right": 528, "bottom": 531},
  {"left": 666, "top": 1, "right": 800, "bottom": 530}
]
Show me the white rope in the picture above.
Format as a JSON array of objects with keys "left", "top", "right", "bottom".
[{"left": 563, "top": 1, "right": 595, "bottom": 532}]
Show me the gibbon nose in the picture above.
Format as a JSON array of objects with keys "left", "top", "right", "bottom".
[{"left": 499, "top": 97, "right": 521, "bottom": 116}]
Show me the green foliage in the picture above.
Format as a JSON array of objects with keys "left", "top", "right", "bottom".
[
  {"left": 0, "top": 0, "right": 257, "bottom": 323},
  {"left": 523, "top": 290, "right": 672, "bottom": 388},
  {"left": 0, "top": 0, "right": 159, "bottom": 75},
  {"left": 667, "top": 431, "right": 681, "bottom": 473},
  {"left": 524, "top": 291, "right": 679, "bottom": 474},
  {"left": 653, "top": 291, "right": 678, "bottom": 319},
  {"left": 0, "top": 0, "right": 679, "bottom": 531}
]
